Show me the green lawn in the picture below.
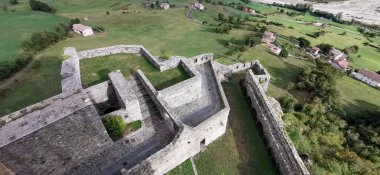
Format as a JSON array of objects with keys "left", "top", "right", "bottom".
[
  {"left": 167, "top": 159, "right": 194, "bottom": 175},
  {"left": 80, "top": 53, "right": 190, "bottom": 90},
  {"left": 337, "top": 76, "right": 380, "bottom": 113},
  {"left": 0, "top": 11, "right": 69, "bottom": 62}
]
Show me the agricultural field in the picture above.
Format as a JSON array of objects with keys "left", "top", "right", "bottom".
[{"left": 0, "top": 11, "right": 69, "bottom": 63}]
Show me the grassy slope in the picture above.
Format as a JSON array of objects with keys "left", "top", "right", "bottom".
[
  {"left": 0, "top": 11, "right": 69, "bottom": 62},
  {"left": 247, "top": 2, "right": 380, "bottom": 71},
  {"left": 0, "top": 4, "right": 245, "bottom": 116},
  {"left": 168, "top": 74, "right": 278, "bottom": 175},
  {"left": 80, "top": 54, "right": 190, "bottom": 90}
]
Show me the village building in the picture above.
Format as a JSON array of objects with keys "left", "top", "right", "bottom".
[
  {"left": 330, "top": 59, "right": 349, "bottom": 70},
  {"left": 329, "top": 48, "right": 345, "bottom": 60},
  {"left": 143, "top": 0, "right": 153, "bottom": 7},
  {"left": 309, "top": 47, "right": 320, "bottom": 55},
  {"left": 268, "top": 44, "right": 282, "bottom": 55},
  {"left": 243, "top": 7, "right": 255, "bottom": 14},
  {"left": 160, "top": 2, "right": 170, "bottom": 10},
  {"left": 193, "top": 2, "right": 204, "bottom": 10},
  {"left": 351, "top": 69, "right": 380, "bottom": 88},
  {"left": 261, "top": 31, "right": 276, "bottom": 44},
  {"left": 72, "top": 24, "right": 94, "bottom": 36}
]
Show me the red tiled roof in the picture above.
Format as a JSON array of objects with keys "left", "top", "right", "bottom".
[
  {"left": 333, "top": 59, "right": 349, "bottom": 69},
  {"left": 358, "top": 69, "right": 380, "bottom": 82},
  {"left": 311, "top": 47, "right": 320, "bottom": 51}
]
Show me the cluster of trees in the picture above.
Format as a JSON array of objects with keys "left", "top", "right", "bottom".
[
  {"left": 298, "top": 37, "right": 311, "bottom": 48},
  {"left": 215, "top": 23, "right": 232, "bottom": 34},
  {"left": 9, "top": 0, "right": 18, "bottom": 5},
  {"left": 29, "top": 0, "right": 56, "bottom": 13},
  {"left": 280, "top": 61, "right": 380, "bottom": 174},
  {"left": 294, "top": 60, "right": 343, "bottom": 109},
  {"left": 215, "top": 13, "right": 251, "bottom": 34},
  {"left": 344, "top": 45, "right": 359, "bottom": 54},
  {"left": 271, "top": 3, "right": 346, "bottom": 24},
  {"left": 272, "top": 3, "right": 312, "bottom": 13},
  {"left": 0, "top": 22, "right": 71, "bottom": 80},
  {"left": 260, "top": 20, "right": 284, "bottom": 27},
  {"left": 317, "top": 43, "right": 333, "bottom": 53}
]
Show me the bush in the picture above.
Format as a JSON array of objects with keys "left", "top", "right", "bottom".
[
  {"left": 29, "top": 0, "right": 56, "bottom": 13},
  {"left": 9, "top": 0, "right": 18, "bottom": 5},
  {"left": 279, "top": 48, "right": 289, "bottom": 58},
  {"left": 298, "top": 37, "right": 311, "bottom": 48},
  {"left": 160, "top": 48, "right": 171, "bottom": 59},
  {"left": 102, "top": 115, "right": 126, "bottom": 140},
  {"left": 278, "top": 96, "right": 296, "bottom": 113}
]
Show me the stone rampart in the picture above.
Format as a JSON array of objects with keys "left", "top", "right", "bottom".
[
  {"left": 0, "top": 90, "right": 93, "bottom": 148},
  {"left": 61, "top": 47, "right": 82, "bottom": 93},
  {"left": 188, "top": 53, "right": 213, "bottom": 66},
  {"left": 108, "top": 71, "right": 142, "bottom": 121},
  {"left": 158, "top": 60, "right": 202, "bottom": 108},
  {"left": 244, "top": 70, "right": 309, "bottom": 175}
]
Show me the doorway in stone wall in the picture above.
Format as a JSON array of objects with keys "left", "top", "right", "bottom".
[{"left": 200, "top": 139, "right": 206, "bottom": 152}]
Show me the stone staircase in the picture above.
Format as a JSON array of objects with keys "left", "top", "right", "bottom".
[{"left": 125, "top": 76, "right": 165, "bottom": 129}]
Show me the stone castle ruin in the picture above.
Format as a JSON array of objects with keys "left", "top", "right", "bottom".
[{"left": 0, "top": 45, "right": 309, "bottom": 175}]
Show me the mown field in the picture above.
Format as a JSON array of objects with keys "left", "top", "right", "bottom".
[{"left": 0, "top": 11, "right": 69, "bottom": 62}]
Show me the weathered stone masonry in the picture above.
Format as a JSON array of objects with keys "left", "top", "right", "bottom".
[
  {"left": 244, "top": 70, "right": 310, "bottom": 175},
  {"left": 0, "top": 44, "right": 308, "bottom": 175}
]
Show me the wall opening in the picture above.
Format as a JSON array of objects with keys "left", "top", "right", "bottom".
[{"left": 200, "top": 139, "right": 206, "bottom": 151}]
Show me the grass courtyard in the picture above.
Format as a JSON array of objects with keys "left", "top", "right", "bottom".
[
  {"left": 80, "top": 53, "right": 190, "bottom": 90},
  {"left": 169, "top": 74, "right": 277, "bottom": 175}
]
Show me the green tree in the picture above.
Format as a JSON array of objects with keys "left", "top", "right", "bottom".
[
  {"left": 279, "top": 48, "right": 289, "bottom": 58},
  {"left": 298, "top": 37, "right": 311, "bottom": 48},
  {"left": 29, "top": 0, "right": 56, "bottom": 13},
  {"left": 218, "top": 13, "right": 224, "bottom": 21},
  {"left": 9, "top": 0, "right": 18, "bottom": 5}
]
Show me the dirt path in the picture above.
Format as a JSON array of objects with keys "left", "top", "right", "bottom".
[{"left": 190, "top": 157, "right": 199, "bottom": 175}]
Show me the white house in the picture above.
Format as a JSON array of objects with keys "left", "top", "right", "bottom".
[
  {"left": 160, "top": 3, "right": 170, "bottom": 10},
  {"left": 72, "top": 24, "right": 94, "bottom": 36},
  {"left": 193, "top": 2, "right": 205, "bottom": 10},
  {"left": 352, "top": 69, "right": 380, "bottom": 88}
]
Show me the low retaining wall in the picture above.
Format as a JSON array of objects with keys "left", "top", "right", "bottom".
[{"left": 244, "top": 70, "right": 309, "bottom": 175}]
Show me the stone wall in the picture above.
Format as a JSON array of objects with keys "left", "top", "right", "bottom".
[
  {"left": 244, "top": 70, "right": 309, "bottom": 175},
  {"left": 0, "top": 105, "right": 113, "bottom": 175},
  {"left": 125, "top": 61, "right": 231, "bottom": 175},
  {"left": 158, "top": 60, "right": 202, "bottom": 108},
  {"left": 108, "top": 71, "right": 142, "bottom": 121},
  {"left": 0, "top": 91, "right": 93, "bottom": 148},
  {"left": 61, "top": 47, "right": 82, "bottom": 93}
]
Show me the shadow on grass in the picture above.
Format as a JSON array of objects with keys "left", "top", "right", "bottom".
[
  {"left": 223, "top": 73, "right": 278, "bottom": 175},
  {"left": 264, "top": 60, "right": 302, "bottom": 90},
  {"left": 343, "top": 99, "right": 380, "bottom": 119}
]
